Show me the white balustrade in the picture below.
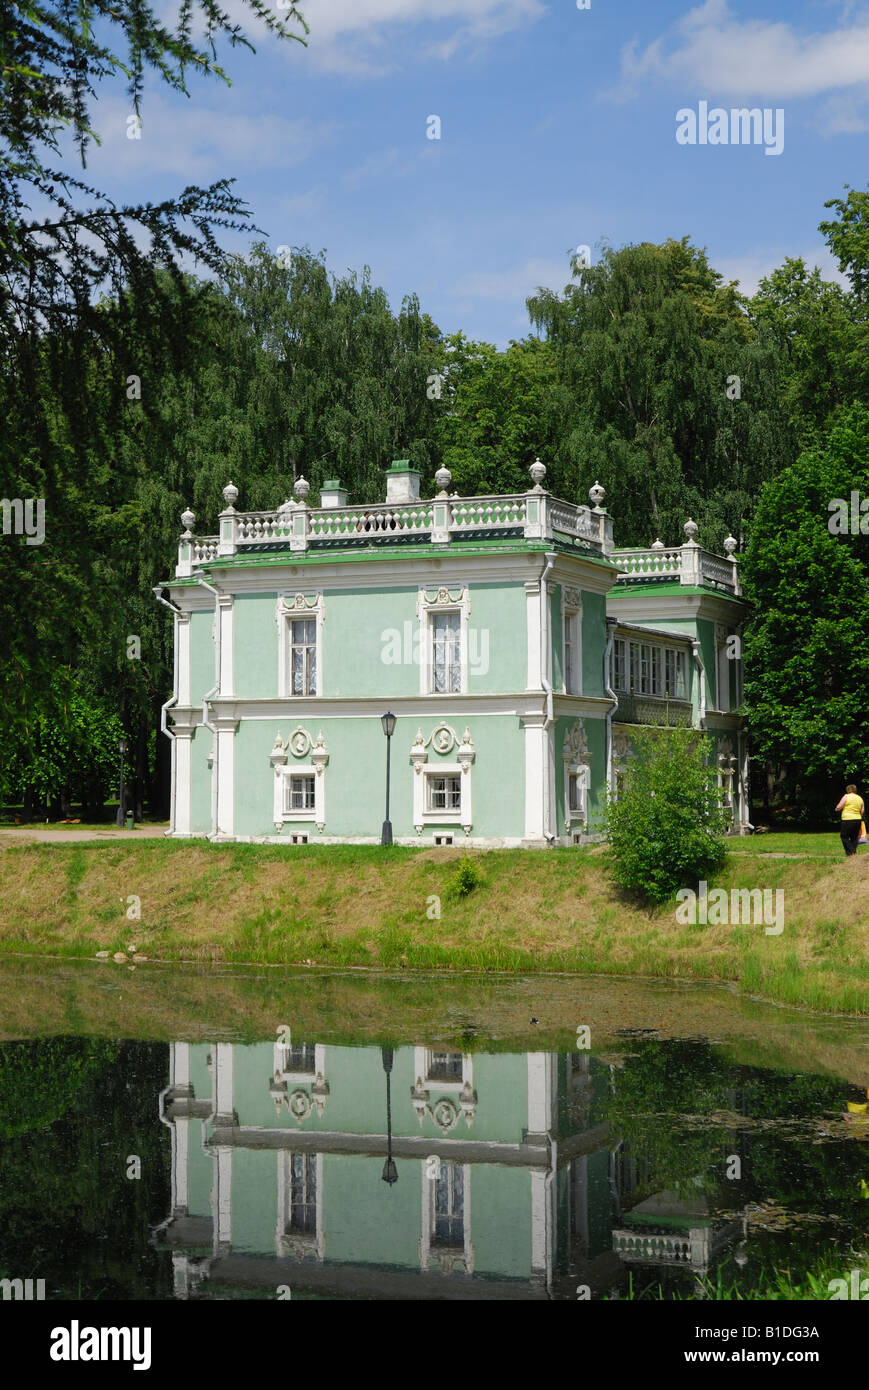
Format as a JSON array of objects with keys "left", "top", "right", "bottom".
[
  {"left": 612, "top": 544, "right": 739, "bottom": 593},
  {"left": 178, "top": 490, "right": 610, "bottom": 569},
  {"left": 613, "top": 547, "right": 682, "bottom": 580},
  {"left": 698, "top": 548, "right": 738, "bottom": 589}
]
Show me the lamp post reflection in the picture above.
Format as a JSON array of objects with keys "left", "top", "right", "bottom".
[{"left": 381, "top": 1047, "right": 398, "bottom": 1186}]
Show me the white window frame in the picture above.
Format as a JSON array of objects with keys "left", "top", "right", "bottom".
[
  {"left": 617, "top": 635, "right": 689, "bottom": 700},
  {"left": 414, "top": 1046, "right": 475, "bottom": 1094},
  {"left": 276, "top": 764, "right": 323, "bottom": 825},
  {"left": 417, "top": 586, "right": 470, "bottom": 695},
  {"left": 420, "top": 1160, "right": 474, "bottom": 1275},
  {"left": 271, "top": 728, "right": 329, "bottom": 831},
  {"left": 424, "top": 768, "right": 463, "bottom": 817},
  {"left": 276, "top": 1151, "right": 325, "bottom": 1261},
  {"left": 277, "top": 593, "right": 324, "bottom": 698},
  {"left": 283, "top": 771, "right": 316, "bottom": 815},
  {"left": 410, "top": 724, "right": 475, "bottom": 833},
  {"left": 562, "top": 589, "right": 583, "bottom": 695},
  {"left": 421, "top": 763, "right": 465, "bottom": 823},
  {"left": 568, "top": 766, "right": 589, "bottom": 817},
  {"left": 614, "top": 638, "right": 626, "bottom": 691}
]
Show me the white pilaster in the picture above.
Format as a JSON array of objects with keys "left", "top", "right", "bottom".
[
  {"left": 523, "top": 718, "right": 547, "bottom": 841},
  {"left": 174, "top": 1118, "right": 190, "bottom": 1215},
  {"left": 172, "top": 1042, "right": 191, "bottom": 1091},
  {"left": 214, "top": 1147, "right": 233, "bottom": 1254},
  {"left": 213, "top": 719, "right": 238, "bottom": 839},
  {"left": 177, "top": 611, "right": 191, "bottom": 705},
  {"left": 525, "top": 579, "right": 542, "bottom": 689},
  {"left": 213, "top": 1043, "right": 235, "bottom": 1124},
  {"left": 173, "top": 731, "right": 193, "bottom": 835},
  {"left": 527, "top": 1051, "right": 555, "bottom": 1134},
  {"left": 217, "top": 595, "right": 234, "bottom": 697},
  {"left": 530, "top": 1169, "right": 548, "bottom": 1275}
]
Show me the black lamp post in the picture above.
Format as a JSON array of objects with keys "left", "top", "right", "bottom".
[
  {"left": 381, "top": 1046, "right": 398, "bottom": 1186},
  {"left": 115, "top": 737, "right": 127, "bottom": 827},
  {"left": 380, "top": 711, "right": 396, "bottom": 846}
]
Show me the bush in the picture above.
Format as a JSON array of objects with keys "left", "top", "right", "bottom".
[
  {"left": 449, "top": 856, "right": 482, "bottom": 899},
  {"left": 605, "top": 728, "right": 731, "bottom": 904}
]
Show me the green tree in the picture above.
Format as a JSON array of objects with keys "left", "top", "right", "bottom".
[
  {"left": 605, "top": 727, "right": 730, "bottom": 904},
  {"left": 740, "top": 404, "right": 869, "bottom": 817},
  {"left": 527, "top": 238, "right": 793, "bottom": 549},
  {"left": 751, "top": 257, "right": 863, "bottom": 444},
  {"left": 432, "top": 332, "right": 558, "bottom": 495},
  {"left": 0, "top": 2, "right": 307, "bottom": 806}
]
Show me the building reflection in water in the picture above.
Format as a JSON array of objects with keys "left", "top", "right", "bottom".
[{"left": 154, "top": 1041, "right": 744, "bottom": 1300}]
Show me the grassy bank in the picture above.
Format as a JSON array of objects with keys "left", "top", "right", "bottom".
[{"left": 1, "top": 837, "right": 867, "bottom": 1014}]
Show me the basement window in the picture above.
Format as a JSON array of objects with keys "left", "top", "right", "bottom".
[
  {"left": 290, "top": 834, "right": 308, "bottom": 845},
  {"left": 434, "top": 834, "right": 453, "bottom": 846}
]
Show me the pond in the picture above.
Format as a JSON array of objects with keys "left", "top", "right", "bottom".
[{"left": 0, "top": 959, "right": 867, "bottom": 1301}]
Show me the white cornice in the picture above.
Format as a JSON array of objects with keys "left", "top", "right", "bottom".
[
  {"left": 704, "top": 711, "right": 744, "bottom": 730},
  {"left": 162, "top": 547, "right": 618, "bottom": 598},
  {"left": 205, "top": 694, "right": 563, "bottom": 720},
  {"left": 607, "top": 592, "right": 746, "bottom": 624},
  {"left": 551, "top": 696, "right": 614, "bottom": 718}
]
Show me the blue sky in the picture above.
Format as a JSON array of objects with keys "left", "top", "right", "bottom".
[{"left": 72, "top": 0, "right": 869, "bottom": 346}]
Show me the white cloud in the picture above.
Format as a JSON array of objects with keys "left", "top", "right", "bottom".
[
  {"left": 715, "top": 244, "right": 848, "bottom": 297},
  {"left": 79, "top": 94, "right": 336, "bottom": 183},
  {"left": 451, "top": 254, "right": 573, "bottom": 303},
  {"left": 618, "top": 0, "right": 869, "bottom": 100},
  {"left": 166, "top": 0, "right": 546, "bottom": 74}
]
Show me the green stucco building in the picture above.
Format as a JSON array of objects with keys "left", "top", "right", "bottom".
[{"left": 156, "top": 460, "right": 749, "bottom": 845}]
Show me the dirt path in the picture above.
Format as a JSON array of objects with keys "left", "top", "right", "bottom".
[{"left": 0, "top": 826, "right": 169, "bottom": 843}]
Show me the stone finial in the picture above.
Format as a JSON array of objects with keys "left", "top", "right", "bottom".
[
  {"left": 435, "top": 466, "right": 452, "bottom": 497},
  {"left": 589, "top": 480, "right": 605, "bottom": 510},
  {"left": 294, "top": 476, "right": 310, "bottom": 502},
  {"left": 683, "top": 518, "right": 699, "bottom": 542},
  {"left": 651, "top": 538, "right": 665, "bottom": 550},
  {"left": 723, "top": 535, "right": 737, "bottom": 555},
  {"left": 222, "top": 481, "right": 238, "bottom": 510},
  {"left": 181, "top": 509, "right": 195, "bottom": 535},
  {"left": 529, "top": 458, "right": 547, "bottom": 490}
]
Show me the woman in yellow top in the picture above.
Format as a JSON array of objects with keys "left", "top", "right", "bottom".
[{"left": 835, "top": 784, "right": 865, "bottom": 857}]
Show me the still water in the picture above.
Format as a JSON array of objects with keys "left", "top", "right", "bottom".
[{"left": 0, "top": 960, "right": 867, "bottom": 1301}]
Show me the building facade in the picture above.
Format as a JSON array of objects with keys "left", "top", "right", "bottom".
[{"left": 156, "top": 460, "right": 749, "bottom": 846}]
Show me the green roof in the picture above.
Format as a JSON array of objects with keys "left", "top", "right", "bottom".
[
  {"left": 163, "top": 534, "right": 621, "bottom": 586},
  {"left": 613, "top": 582, "right": 744, "bottom": 602}
]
